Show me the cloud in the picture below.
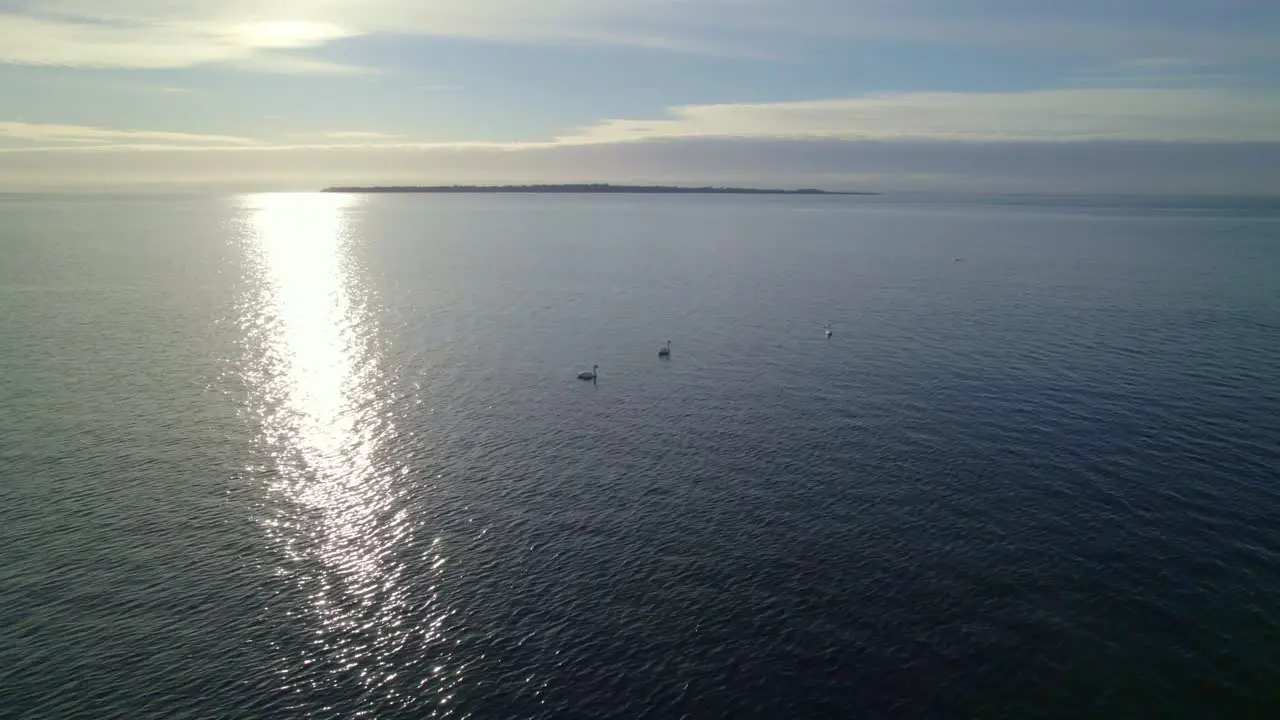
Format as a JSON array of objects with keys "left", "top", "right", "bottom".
[
  {"left": 0, "top": 121, "right": 259, "bottom": 146},
  {"left": 766, "top": 3, "right": 1278, "bottom": 62},
  {"left": 558, "top": 89, "right": 1280, "bottom": 144},
  {"left": 26, "top": 0, "right": 709, "bottom": 45},
  {"left": 0, "top": 12, "right": 366, "bottom": 72},
  {"left": 2, "top": 86, "right": 1277, "bottom": 194},
  {"left": 293, "top": 131, "right": 405, "bottom": 141},
  {"left": 2, "top": 1, "right": 1276, "bottom": 71},
  {"left": 10, "top": 135, "right": 1280, "bottom": 193},
  {"left": 221, "top": 52, "right": 375, "bottom": 76},
  {"left": 0, "top": 1, "right": 754, "bottom": 69},
  {"left": 3, "top": 138, "right": 1278, "bottom": 196},
  {"left": 4, "top": 86, "right": 1274, "bottom": 151},
  {"left": 1065, "top": 56, "right": 1251, "bottom": 89}
]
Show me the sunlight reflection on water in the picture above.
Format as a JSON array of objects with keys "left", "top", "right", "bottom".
[{"left": 236, "top": 193, "right": 459, "bottom": 713}]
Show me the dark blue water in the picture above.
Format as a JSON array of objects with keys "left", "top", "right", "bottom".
[{"left": 3, "top": 193, "right": 1279, "bottom": 718}]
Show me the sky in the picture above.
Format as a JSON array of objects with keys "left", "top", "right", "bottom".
[{"left": 0, "top": 0, "right": 1277, "bottom": 193}]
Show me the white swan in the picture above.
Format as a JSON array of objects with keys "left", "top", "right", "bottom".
[
  {"left": 824, "top": 323, "right": 833, "bottom": 338},
  {"left": 658, "top": 340, "right": 671, "bottom": 357},
  {"left": 577, "top": 364, "right": 598, "bottom": 381}
]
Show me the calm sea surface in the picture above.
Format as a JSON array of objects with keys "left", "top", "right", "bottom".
[{"left": 3, "top": 193, "right": 1279, "bottom": 718}]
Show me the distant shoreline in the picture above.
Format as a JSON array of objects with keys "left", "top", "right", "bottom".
[{"left": 321, "top": 184, "right": 877, "bottom": 195}]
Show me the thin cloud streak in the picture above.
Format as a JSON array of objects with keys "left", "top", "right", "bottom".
[
  {"left": 3, "top": 138, "right": 1278, "bottom": 196},
  {"left": 0, "top": 121, "right": 259, "bottom": 146},
  {"left": 560, "top": 89, "right": 1280, "bottom": 143},
  {"left": 311, "top": 131, "right": 405, "bottom": 140},
  {"left": 220, "top": 52, "right": 376, "bottom": 76}
]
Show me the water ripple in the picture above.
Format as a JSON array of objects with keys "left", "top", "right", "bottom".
[{"left": 3, "top": 194, "right": 1280, "bottom": 718}]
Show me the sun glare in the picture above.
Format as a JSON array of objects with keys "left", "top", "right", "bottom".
[
  {"left": 236, "top": 21, "right": 351, "bottom": 48},
  {"left": 237, "top": 192, "right": 456, "bottom": 708}
]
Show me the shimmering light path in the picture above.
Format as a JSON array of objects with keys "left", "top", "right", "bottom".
[
  {"left": 2, "top": 193, "right": 1278, "bottom": 718},
  {"left": 238, "top": 194, "right": 459, "bottom": 714}
]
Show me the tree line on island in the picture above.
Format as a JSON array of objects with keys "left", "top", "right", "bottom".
[{"left": 321, "top": 183, "right": 876, "bottom": 195}]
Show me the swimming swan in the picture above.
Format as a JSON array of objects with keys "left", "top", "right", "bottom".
[
  {"left": 577, "top": 365, "right": 598, "bottom": 381},
  {"left": 658, "top": 340, "right": 671, "bottom": 357}
]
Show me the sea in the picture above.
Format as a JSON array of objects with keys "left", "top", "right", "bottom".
[{"left": 2, "top": 192, "right": 1279, "bottom": 718}]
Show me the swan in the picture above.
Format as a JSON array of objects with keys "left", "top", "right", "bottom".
[
  {"left": 658, "top": 340, "right": 671, "bottom": 357},
  {"left": 577, "top": 365, "right": 598, "bottom": 381},
  {"left": 824, "top": 323, "right": 833, "bottom": 338}
]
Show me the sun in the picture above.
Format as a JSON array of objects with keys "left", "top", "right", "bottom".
[{"left": 235, "top": 21, "right": 351, "bottom": 48}]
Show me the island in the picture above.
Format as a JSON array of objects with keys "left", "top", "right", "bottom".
[{"left": 321, "top": 183, "right": 876, "bottom": 195}]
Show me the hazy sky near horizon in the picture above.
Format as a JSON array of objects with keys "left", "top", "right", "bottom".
[{"left": 1, "top": 0, "right": 1277, "bottom": 192}]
